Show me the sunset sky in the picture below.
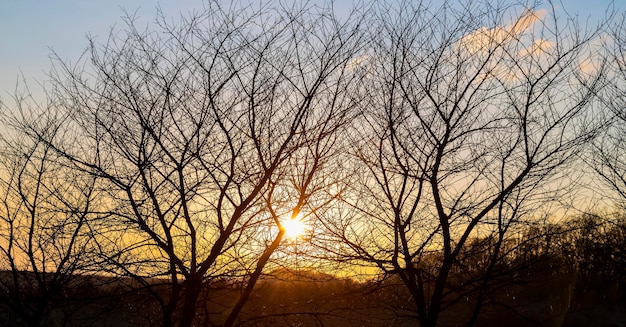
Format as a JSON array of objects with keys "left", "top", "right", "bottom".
[
  {"left": 0, "top": 0, "right": 619, "bottom": 98},
  {"left": 0, "top": 2, "right": 624, "bottom": 326}
]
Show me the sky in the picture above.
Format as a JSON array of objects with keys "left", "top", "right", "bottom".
[{"left": 0, "top": 0, "right": 620, "bottom": 100}]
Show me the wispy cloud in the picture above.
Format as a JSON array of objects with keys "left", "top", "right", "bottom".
[{"left": 457, "top": 9, "right": 550, "bottom": 55}]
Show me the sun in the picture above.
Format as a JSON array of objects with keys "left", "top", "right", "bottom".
[{"left": 282, "top": 218, "right": 306, "bottom": 239}]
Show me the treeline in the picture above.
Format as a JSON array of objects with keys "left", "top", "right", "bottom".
[
  {"left": 2, "top": 0, "right": 626, "bottom": 326},
  {"left": 0, "top": 214, "right": 623, "bottom": 326}
]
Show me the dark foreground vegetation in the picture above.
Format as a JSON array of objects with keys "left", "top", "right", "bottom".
[{"left": 1, "top": 214, "right": 624, "bottom": 326}]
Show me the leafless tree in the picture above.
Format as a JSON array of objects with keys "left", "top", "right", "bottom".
[
  {"left": 318, "top": 1, "right": 609, "bottom": 326},
  {"left": 0, "top": 89, "right": 102, "bottom": 326},
  {"left": 591, "top": 13, "right": 626, "bottom": 211},
  {"left": 10, "top": 1, "right": 366, "bottom": 326}
]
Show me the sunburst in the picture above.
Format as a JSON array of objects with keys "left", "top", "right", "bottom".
[{"left": 282, "top": 217, "right": 306, "bottom": 239}]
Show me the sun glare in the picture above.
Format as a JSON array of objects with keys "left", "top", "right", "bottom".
[{"left": 282, "top": 218, "right": 306, "bottom": 239}]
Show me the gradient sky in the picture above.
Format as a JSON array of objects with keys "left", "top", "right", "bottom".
[{"left": 0, "top": 0, "right": 619, "bottom": 99}]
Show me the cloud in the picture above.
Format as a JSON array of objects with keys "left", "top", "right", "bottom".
[
  {"left": 456, "top": 8, "right": 557, "bottom": 84},
  {"left": 579, "top": 57, "right": 602, "bottom": 75},
  {"left": 458, "top": 9, "right": 550, "bottom": 55},
  {"left": 520, "top": 38, "right": 553, "bottom": 57},
  {"left": 507, "top": 9, "right": 547, "bottom": 35},
  {"left": 346, "top": 53, "right": 371, "bottom": 71}
]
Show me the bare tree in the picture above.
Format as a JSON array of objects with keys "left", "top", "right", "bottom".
[
  {"left": 591, "top": 13, "right": 626, "bottom": 210},
  {"left": 11, "top": 2, "right": 366, "bottom": 326},
  {"left": 0, "top": 89, "right": 102, "bottom": 326},
  {"left": 319, "top": 1, "right": 608, "bottom": 326}
]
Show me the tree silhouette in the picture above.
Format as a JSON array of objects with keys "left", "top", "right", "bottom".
[
  {"left": 0, "top": 90, "right": 102, "bottom": 326},
  {"left": 319, "top": 1, "right": 608, "bottom": 326},
  {"left": 8, "top": 2, "right": 366, "bottom": 326}
]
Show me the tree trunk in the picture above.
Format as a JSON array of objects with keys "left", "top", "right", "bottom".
[
  {"left": 223, "top": 230, "right": 285, "bottom": 327},
  {"left": 424, "top": 256, "right": 455, "bottom": 327},
  {"left": 178, "top": 275, "right": 202, "bottom": 327}
]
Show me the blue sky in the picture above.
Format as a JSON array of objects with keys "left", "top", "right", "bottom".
[
  {"left": 1, "top": 0, "right": 201, "bottom": 97},
  {"left": 0, "top": 0, "right": 619, "bottom": 98}
]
